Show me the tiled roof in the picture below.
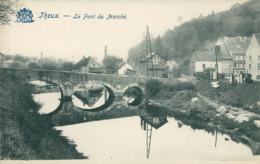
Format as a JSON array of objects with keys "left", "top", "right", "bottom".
[
  {"left": 225, "top": 37, "right": 251, "bottom": 54},
  {"left": 193, "top": 51, "right": 219, "bottom": 61},
  {"left": 218, "top": 43, "right": 233, "bottom": 60},
  {"left": 140, "top": 52, "right": 168, "bottom": 62},
  {"left": 73, "top": 57, "right": 91, "bottom": 69},
  {"left": 255, "top": 34, "right": 260, "bottom": 45}
]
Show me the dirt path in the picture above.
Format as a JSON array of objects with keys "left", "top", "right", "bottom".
[{"left": 197, "top": 92, "right": 260, "bottom": 119}]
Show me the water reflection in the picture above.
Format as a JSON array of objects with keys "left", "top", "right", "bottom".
[
  {"left": 72, "top": 84, "right": 113, "bottom": 111},
  {"left": 55, "top": 115, "right": 260, "bottom": 161},
  {"left": 28, "top": 80, "right": 62, "bottom": 115},
  {"left": 123, "top": 86, "right": 144, "bottom": 106},
  {"left": 140, "top": 116, "right": 168, "bottom": 159}
]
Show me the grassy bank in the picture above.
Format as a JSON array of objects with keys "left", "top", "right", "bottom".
[
  {"left": 0, "top": 74, "right": 86, "bottom": 160},
  {"left": 195, "top": 80, "right": 260, "bottom": 114},
  {"left": 145, "top": 79, "right": 260, "bottom": 143}
]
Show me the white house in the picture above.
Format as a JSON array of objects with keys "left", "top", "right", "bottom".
[
  {"left": 190, "top": 44, "right": 233, "bottom": 77},
  {"left": 73, "top": 56, "right": 102, "bottom": 73},
  {"left": 117, "top": 62, "right": 136, "bottom": 76},
  {"left": 245, "top": 33, "right": 260, "bottom": 81}
]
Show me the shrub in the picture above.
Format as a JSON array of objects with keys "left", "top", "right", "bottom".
[
  {"left": 145, "top": 79, "right": 162, "bottom": 97},
  {"left": 245, "top": 73, "right": 253, "bottom": 83}
]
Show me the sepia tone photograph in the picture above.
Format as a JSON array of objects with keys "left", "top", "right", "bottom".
[{"left": 0, "top": 0, "right": 260, "bottom": 163}]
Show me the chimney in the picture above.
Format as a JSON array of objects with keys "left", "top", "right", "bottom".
[
  {"left": 215, "top": 45, "right": 220, "bottom": 55},
  {"left": 104, "top": 46, "right": 107, "bottom": 57},
  {"left": 41, "top": 52, "right": 43, "bottom": 62}
]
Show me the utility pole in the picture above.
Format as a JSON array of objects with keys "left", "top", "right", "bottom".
[
  {"left": 146, "top": 26, "right": 154, "bottom": 77},
  {"left": 146, "top": 31, "right": 149, "bottom": 76},
  {"left": 215, "top": 45, "right": 219, "bottom": 80}
]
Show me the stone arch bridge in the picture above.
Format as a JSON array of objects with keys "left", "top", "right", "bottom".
[{"left": 0, "top": 68, "right": 180, "bottom": 98}]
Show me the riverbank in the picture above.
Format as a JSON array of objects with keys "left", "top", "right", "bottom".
[
  {"left": 145, "top": 79, "right": 260, "bottom": 144},
  {"left": 0, "top": 74, "right": 86, "bottom": 160}
]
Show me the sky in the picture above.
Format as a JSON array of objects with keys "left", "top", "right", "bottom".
[{"left": 0, "top": 0, "right": 248, "bottom": 63}]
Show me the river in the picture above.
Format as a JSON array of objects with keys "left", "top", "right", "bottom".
[
  {"left": 55, "top": 115, "right": 260, "bottom": 162},
  {"left": 29, "top": 80, "right": 260, "bottom": 162}
]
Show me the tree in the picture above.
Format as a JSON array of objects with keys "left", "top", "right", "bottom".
[
  {"left": 178, "top": 16, "right": 183, "bottom": 25},
  {"left": 28, "top": 62, "right": 40, "bottom": 69},
  {"left": 154, "top": 35, "right": 163, "bottom": 55},
  {"left": 102, "top": 55, "right": 123, "bottom": 74},
  {"left": 0, "top": 0, "right": 20, "bottom": 26},
  {"left": 61, "top": 62, "right": 73, "bottom": 71},
  {"left": 41, "top": 62, "right": 58, "bottom": 70}
]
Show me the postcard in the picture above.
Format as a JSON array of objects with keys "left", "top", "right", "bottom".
[{"left": 0, "top": 0, "right": 260, "bottom": 163}]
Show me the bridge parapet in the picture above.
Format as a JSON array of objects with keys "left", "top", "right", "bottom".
[{"left": 0, "top": 68, "right": 181, "bottom": 97}]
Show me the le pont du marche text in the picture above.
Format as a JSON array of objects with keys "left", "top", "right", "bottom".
[{"left": 39, "top": 12, "right": 127, "bottom": 20}]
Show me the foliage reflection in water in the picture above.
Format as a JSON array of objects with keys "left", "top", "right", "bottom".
[{"left": 27, "top": 80, "right": 62, "bottom": 115}]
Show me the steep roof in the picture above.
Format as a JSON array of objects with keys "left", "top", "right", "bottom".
[
  {"left": 140, "top": 52, "right": 168, "bottom": 62},
  {"left": 193, "top": 51, "right": 219, "bottom": 61},
  {"left": 118, "top": 62, "right": 135, "bottom": 70},
  {"left": 73, "top": 57, "right": 91, "bottom": 69},
  {"left": 218, "top": 43, "right": 233, "bottom": 60},
  {"left": 254, "top": 34, "right": 260, "bottom": 45},
  {"left": 225, "top": 37, "right": 251, "bottom": 54}
]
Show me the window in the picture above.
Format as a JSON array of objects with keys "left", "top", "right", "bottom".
[
  {"left": 236, "top": 56, "right": 239, "bottom": 60},
  {"left": 229, "top": 65, "right": 232, "bottom": 70},
  {"left": 249, "top": 64, "right": 251, "bottom": 70},
  {"left": 257, "top": 75, "right": 260, "bottom": 79},
  {"left": 258, "top": 63, "right": 260, "bottom": 70},
  {"left": 258, "top": 56, "right": 260, "bottom": 60},
  {"left": 239, "top": 56, "right": 243, "bottom": 60},
  {"left": 203, "top": 64, "right": 205, "bottom": 68},
  {"left": 153, "top": 57, "right": 160, "bottom": 64},
  {"left": 234, "top": 63, "right": 237, "bottom": 67}
]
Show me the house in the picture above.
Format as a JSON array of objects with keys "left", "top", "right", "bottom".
[
  {"left": 139, "top": 52, "right": 168, "bottom": 77},
  {"left": 189, "top": 44, "right": 233, "bottom": 77},
  {"left": 116, "top": 61, "right": 136, "bottom": 76},
  {"left": 245, "top": 33, "right": 260, "bottom": 81},
  {"left": 224, "top": 36, "right": 251, "bottom": 74},
  {"left": 167, "top": 60, "right": 179, "bottom": 71},
  {"left": 0, "top": 53, "right": 5, "bottom": 67},
  {"left": 73, "top": 56, "right": 102, "bottom": 73},
  {"left": 177, "top": 55, "right": 190, "bottom": 75}
]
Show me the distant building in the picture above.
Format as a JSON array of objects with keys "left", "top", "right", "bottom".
[
  {"left": 73, "top": 56, "right": 102, "bottom": 73},
  {"left": 189, "top": 44, "right": 233, "bottom": 77},
  {"left": 245, "top": 33, "right": 260, "bottom": 81},
  {"left": 167, "top": 60, "right": 179, "bottom": 71},
  {"left": 3, "top": 59, "right": 14, "bottom": 68},
  {"left": 0, "top": 53, "right": 5, "bottom": 67},
  {"left": 115, "top": 61, "right": 136, "bottom": 76},
  {"left": 224, "top": 36, "right": 251, "bottom": 74},
  {"left": 139, "top": 52, "right": 168, "bottom": 77}
]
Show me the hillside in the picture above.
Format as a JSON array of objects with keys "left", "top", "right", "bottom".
[{"left": 128, "top": 0, "right": 260, "bottom": 74}]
